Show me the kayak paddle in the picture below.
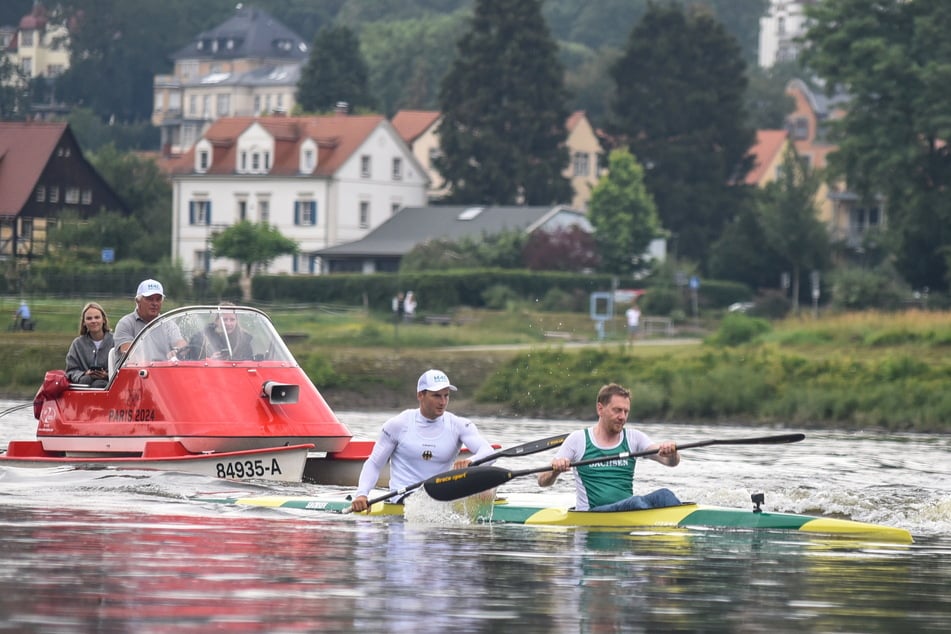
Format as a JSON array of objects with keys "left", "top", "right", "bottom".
[
  {"left": 423, "top": 432, "right": 806, "bottom": 502},
  {"left": 345, "top": 432, "right": 570, "bottom": 513}
]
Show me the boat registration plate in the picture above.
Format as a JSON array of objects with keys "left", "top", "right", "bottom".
[{"left": 215, "top": 458, "right": 287, "bottom": 480}]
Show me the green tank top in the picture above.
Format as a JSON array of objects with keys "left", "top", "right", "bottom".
[{"left": 576, "top": 429, "right": 636, "bottom": 508}]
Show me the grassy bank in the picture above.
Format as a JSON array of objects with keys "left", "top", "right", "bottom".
[{"left": 2, "top": 299, "right": 949, "bottom": 432}]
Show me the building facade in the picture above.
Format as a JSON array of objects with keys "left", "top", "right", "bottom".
[
  {"left": 758, "top": 1, "right": 815, "bottom": 68},
  {"left": 169, "top": 114, "right": 428, "bottom": 276},
  {"left": 152, "top": 6, "right": 308, "bottom": 156}
]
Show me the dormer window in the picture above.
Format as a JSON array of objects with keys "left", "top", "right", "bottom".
[
  {"left": 299, "top": 139, "right": 318, "bottom": 173},
  {"left": 194, "top": 139, "right": 213, "bottom": 173}
]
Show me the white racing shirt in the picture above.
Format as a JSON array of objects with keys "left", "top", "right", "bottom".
[{"left": 356, "top": 408, "right": 495, "bottom": 498}]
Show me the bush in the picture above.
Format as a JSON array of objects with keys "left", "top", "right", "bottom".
[
  {"left": 482, "top": 284, "right": 520, "bottom": 310},
  {"left": 707, "top": 313, "right": 771, "bottom": 346}
]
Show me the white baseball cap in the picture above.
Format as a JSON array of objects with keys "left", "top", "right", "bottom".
[
  {"left": 417, "top": 369, "right": 457, "bottom": 393},
  {"left": 136, "top": 279, "right": 165, "bottom": 298}
]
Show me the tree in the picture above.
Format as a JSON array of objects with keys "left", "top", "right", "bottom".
[
  {"left": 436, "top": 0, "right": 572, "bottom": 205},
  {"left": 0, "top": 56, "right": 29, "bottom": 120},
  {"left": 801, "top": 0, "right": 951, "bottom": 291},
  {"left": 755, "top": 144, "right": 831, "bottom": 314},
  {"left": 400, "top": 230, "right": 526, "bottom": 272},
  {"left": 211, "top": 222, "right": 299, "bottom": 278},
  {"left": 609, "top": 2, "right": 755, "bottom": 269},
  {"left": 522, "top": 226, "right": 600, "bottom": 272},
  {"left": 297, "top": 25, "right": 376, "bottom": 113},
  {"left": 56, "top": 0, "right": 231, "bottom": 123},
  {"left": 88, "top": 145, "right": 171, "bottom": 263},
  {"left": 746, "top": 61, "right": 799, "bottom": 130},
  {"left": 587, "top": 148, "right": 662, "bottom": 276}
]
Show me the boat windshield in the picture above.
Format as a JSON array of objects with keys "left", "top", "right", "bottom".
[{"left": 122, "top": 306, "right": 297, "bottom": 368}]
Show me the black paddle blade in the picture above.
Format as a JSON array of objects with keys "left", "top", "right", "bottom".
[
  {"left": 423, "top": 465, "right": 514, "bottom": 502},
  {"left": 720, "top": 433, "right": 804, "bottom": 445}
]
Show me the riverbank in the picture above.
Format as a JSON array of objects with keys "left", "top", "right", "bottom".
[{"left": 3, "top": 308, "right": 951, "bottom": 432}]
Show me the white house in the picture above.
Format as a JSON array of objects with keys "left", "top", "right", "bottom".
[
  {"left": 758, "top": 1, "right": 816, "bottom": 68},
  {"left": 169, "top": 114, "right": 429, "bottom": 276}
]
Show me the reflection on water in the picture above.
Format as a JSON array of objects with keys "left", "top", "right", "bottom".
[{"left": 1, "top": 402, "right": 950, "bottom": 632}]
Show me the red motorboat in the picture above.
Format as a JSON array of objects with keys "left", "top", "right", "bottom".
[{"left": 0, "top": 305, "right": 354, "bottom": 482}]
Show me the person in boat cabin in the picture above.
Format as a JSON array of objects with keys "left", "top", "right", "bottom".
[
  {"left": 349, "top": 369, "right": 496, "bottom": 513},
  {"left": 65, "top": 302, "right": 115, "bottom": 388},
  {"left": 186, "top": 302, "right": 254, "bottom": 360},
  {"left": 538, "top": 383, "right": 682, "bottom": 512},
  {"left": 114, "top": 279, "right": 187, "bottom": 361}
]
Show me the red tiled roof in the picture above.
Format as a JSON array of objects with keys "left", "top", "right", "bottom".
[
  {"left": 170, "top": 114, "right": 386, "bottom": 176},
  {"left": 391, "top": 110, "right": 440, "bottom": 143},
  {"left": 566, "top": 110, "right": 585, "bottom": 132},
  {"left": 746, "top": 129, "right": 788, "bottom": 186},
  {"left": 0, "top": 121, "right": 66, "bottom": 216}
]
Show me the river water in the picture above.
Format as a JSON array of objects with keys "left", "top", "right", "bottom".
[{"left": 1, "top": 400, "right": 949, "bottom": 633}]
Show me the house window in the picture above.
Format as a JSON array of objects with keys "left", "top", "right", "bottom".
[
  {"left": 295, "top": 200, "right": 317, "bottom": 226},
  {"left": 21, "top": 58, "right": 33, "bottom": 75},
  {"left": 428, "top": 147, "right": 442, "bottom": 167},
  {"left": 791, "top": 117, "right": 809, "bottom": 140},
  {"left": 216, "top": 94, "right": 230, "bottom": 116},
  {"left": 254, "top": 95, "right": 261, "bottom": 113},
  {"left": 189, "top": 95, "right": 198, "bottom": 115},
  {"left": 194, "top": 250, "right": 210, "bottom": 273},
  {"left": 237, "top": 198, "right": 248, "bottom": 221},
  {"left": 264, "top": 152, "right": 271, "bottom": 170},
  {"left": 202, "top": 95, "right": 211, "bottom": 117},
  {"left": 48, "top": 187, "right": 59, "bottom": 203},
  {"left": 302, "top": 149, "right": 315, "bottom": 172},
  {"left": 21, "top": 218, "right": 33, "bottom": 240},
  {"left": 35, "top": 186, "right": 45, "bottom": 202},
  {"left": 198, "top": 150, "right": 210, "bottom": 171},
  {"left": 359, "top": 201, "right": 370, "bottom": 228},
  {"left": 361, "top": 155, "right": 371, "bottom": 178},
  {"left": 65, "top": 188, "right": 80, "bottom": 204},
  {"left": 189, "top": 200, "right": 212, "bottom": 225},
  {"left": 258, "top": 198, "right": 270, "bottom": 224},
  {"left": 21, "top": 30, "right": 33, "bottom": 46},
  {"left": 240, "top": 151, "right": 247, "bottom": 171},
  {"left": 392, "top": 157, "right": 402, "bottom": 180},
  {"left": 81, "top": 189, "right": 92, "bottom": 205},
  {"left": 572, "top": 152, "right": 590, "bottom": 177},
  {"left": 391, "top": 202, "right": 401, "bottom": 216}
]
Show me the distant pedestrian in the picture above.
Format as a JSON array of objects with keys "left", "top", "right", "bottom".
[
  {"left": 625, "top": 304, "right": 641, "bottom": 344},
  {"left": 14, "top": 300, "right": 32, "bottom": 331},
  {"left": 392, "top": 292, "right": 405, "bottom": 323},
  {"left": 403, "top": 291, "right": 417, "bottom": 322}
]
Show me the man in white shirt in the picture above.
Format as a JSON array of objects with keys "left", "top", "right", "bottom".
[{"left": 349, "top": 369, "right": 495, "bottom": 512}]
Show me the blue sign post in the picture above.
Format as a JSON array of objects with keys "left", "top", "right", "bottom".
[
  {"left": 689, "top": 275, "right": 700, "bottom": 319},
  {"left": 589, "top": 292, "right": 613, "bottom": 341},
  {"left": 101, "top": 248, "right": 115, "bottom": 264}
]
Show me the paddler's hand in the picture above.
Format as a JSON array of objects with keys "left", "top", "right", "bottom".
[
  {"left": 451, "top": 458, "right": 472, "bottom": 470},
  {"left": 538, "top": 457, "right": 569, "bottom": 487},
  {"left": 656, "top": 441, "right": 680, "bottom": 466},
  {"left": 350, "top": 495, "right": 369, "bottom": 513},
  {"left": 551, "top": 457, "right": 571, "bottom": 472}
]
